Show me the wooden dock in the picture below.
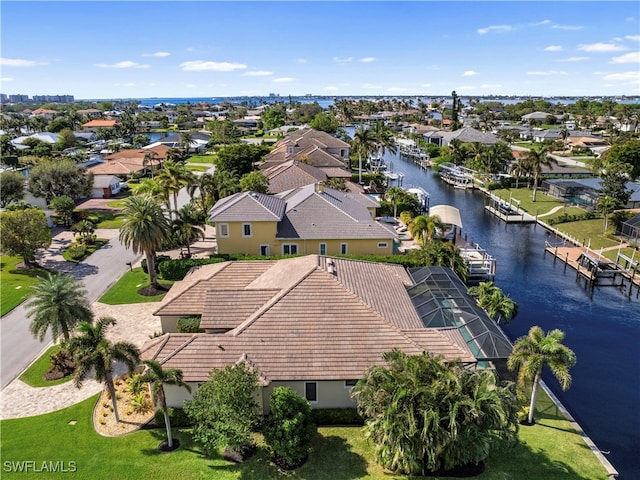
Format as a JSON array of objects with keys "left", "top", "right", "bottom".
[
  {"left": 544, "top": 243, "right": 640, "bottom": 297},
  {"left": 485, "top": 205, "right": 536, "bottom": 223}
]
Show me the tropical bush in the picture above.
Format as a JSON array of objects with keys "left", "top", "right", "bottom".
[
  {"left": 177, "top": 316, "right": 204, "bottom": 333},
  {"left": 141, "top": 255, "right": 171, "bottom": 274},
  {"left": 310, "top": 408, "right": 364, "bottom": 426},
  {"left": 154, "top": 407, "right": 193, "bottom": 428},
  {"left": 263, "top": 387, "right": 316, "bottom": 470}
]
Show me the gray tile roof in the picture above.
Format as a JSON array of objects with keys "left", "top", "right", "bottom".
[
  {"left": 209, "top": 191, "right": 286, "bottom": 222},
  {"left": 263, "top": 160, "right": 327, "bottom": 193}
]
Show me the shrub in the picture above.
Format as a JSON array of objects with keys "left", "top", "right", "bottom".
[
  {"left": 141, "top": 254, "right": 171, "bottom": 274},
  {"left": 66, "top": 243, "right": 87, "bottom": 260},
  {"left": 263, "top": 387, "right": 316, "bottom": 470},
  {"left": 154, "top": 407, "right": 193, "bottom": 428},
  {"left": 310, "top": 408, "right": 364, "bottom": 426},
  {"left": 124, "top": 374, "right": 146, "bottom": 395},
  {"left": 177, "top": 316, "right": 204, "bottom": 333},
  {"left": 159, "top": 257, "right": 227, "bottom": 280},
  {"left": 130, "top": 392, "right": 151, "bottom": 414}
]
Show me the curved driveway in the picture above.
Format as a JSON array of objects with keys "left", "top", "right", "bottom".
[{"left": 0, "top": 229, "right": 140, "bottom": 389}]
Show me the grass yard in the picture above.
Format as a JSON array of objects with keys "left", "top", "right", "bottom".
[
  {"left": 0, "top": 255, "right": 50, "bottom": 316},
  {"left": 553, "top": 219, "right": 620, "bottom": 250},
  {"left": 62, "top": 239, "right": 109, "bottom": 263},
  {"left": 82, "top": 209, "right": 127, "bottom": 229},
  {"left": 186, "top": 164, "right": 209, "bottom": 172},
  {"left": 185, "top": 154, "right": 216, "bottom": 164},
  {"left": 98, "top": 267, "right": 173, "bottom": 304},
  {"left": 105, "top": 198, "right": 129, "bottom": 209},
  {"left": 0, "top": 388, "right": 609, "bottom": 480},
  {"left": 602, "top": 246, "right": 639, "bottom": 263},
  {"left": 491, "top": 188, "right": 564, "bottom": 216},
  {"left": 18, "top": 344, "right": 72, "bottom": 388}
]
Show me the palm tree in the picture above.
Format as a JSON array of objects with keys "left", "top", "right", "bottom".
[
  {"left": 143, "top": 151, "right": 160, "bottom": 178},
  {"left": 155, "top": 160, "right": 196, "bottom": 213},
  {"left": 179, "top": 131, "right": 195, "bottom": 157},
  {"left": 523, "top": 147, "right": 554, "bottom": 202},
  {"left": 448, "top": 139, "right": 467, "bottom": 165},
  {"left": 139, "top": 359, "right": 191, "bottom": 448},
  {"left": 407, "top": 241, "right": 468, "bottom": 281},
  {"left": 596, "top": 195, "right": 618, "bottom": 233},
  {"left": 372, "top": 120, "right": 397, "bottom": 158},
  {"left": 187, "top": 173, "right": 218, "bottom": 212},
  {"left": 213, "top": 168, "right": 240, "bottom": 199},
  {"left": 469, "top": 282, "right": 518, "bottom": 324},
  {"left": 409, "top": 214, "right": 444, "bottom": 244},
  {"left": 67, "top": 317, "right": 140, "bottom": 423},
  {"left": 352, "top": 124, "right": 377, "bottom": 183},
  {"left": 26, "top": 273, "right": 93, "bottom": 343},
  {"left": 384, "top": 186, "right": 405, "bottom": 219},
  {"left": 172, "top": 203, "right": 206, "bottom": 257},
  {"left": 507, "top": 326, "right": 576, "bottom": 425},
  {"left": 119, "top": 196, "right": 171, "bottom": 289}
]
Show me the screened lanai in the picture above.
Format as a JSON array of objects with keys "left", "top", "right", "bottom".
[{"left": 406, "top": 266, "right": 513, "bottom": 362}]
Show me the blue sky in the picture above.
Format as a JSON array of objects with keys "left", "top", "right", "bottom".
[{"left": 1, "top": 1, "right": 639, "bottom": 99}]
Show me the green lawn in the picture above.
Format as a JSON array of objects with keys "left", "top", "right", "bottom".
[
  {"left": 491, "top": 188, "right": 564, "bottom": 216},
  {"left": 553, "top": 219, "right": 620, "bottom": 250},
  {"left": 185, "top": 154, "right": 216, "bottom": 164},
  {"left": 186, "top": 164, "right": 209, "bottom": 172},
  {"left": 62, "top": 239, "right": 109, "bottom": 263},
  {"left": 602, "top": 246, "right": 639, "bottom": 263},
  {"left": 0, "top": 255, "right": 50, "bottom": 316},
  {"left": 98, "top": 267, "right": 173, "bottom": 304},
  {"left": 82, "top": 209, "right": 127, "bottom": 229},
  {"left": 105, "top": 198, "right": 129, "bottom": 209},
  {"left": 0, "top": 389, "right": 610, "bottom": 479},
  {"left": 18, "top": 344, "right": 73, "bottom": 387}
]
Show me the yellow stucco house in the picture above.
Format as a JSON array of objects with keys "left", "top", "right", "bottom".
[{"left": 209, "top": 183, "right": 397, "bottom": 257}]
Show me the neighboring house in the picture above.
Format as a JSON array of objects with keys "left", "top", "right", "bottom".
[
  {"left": 145, "top": 131, "right": 210, "bottom": 152},
  {"left": 617, "top": 214, "right": 640, "bottom": 245},
  {"left": 263, "top": 159, "right": 360, "bottom": 194},
  {"left": 209, "top": 184, "right": 395, "bottom": 257},
  {"left": 92, "top": 174, "right": 124, "bottom": 198},
  {"left": 87, "top": 145, "right": 169, "bottom": 178},
  {"left": 11, "top": 132, "right": 60, "bottom": 146},
  {"left": 81, "top": 119, "right": 119, "bottom": 131},
  {"left": 141, "top": 255, "right": 512, "bottom": 410},
  {"left": 261, "top": 128, "right": 351, "bottom": 172},
  {"left": 542, "top": 178, "right": 640, "bottom": 209},
  {"left": 425, "top": 127, "right": 499, "bottom": 147}
]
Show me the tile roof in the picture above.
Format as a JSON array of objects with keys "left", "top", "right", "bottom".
[
  {"left": 209, "top": 191, "right": 286, "bottom": 222},
  {"left": 262, "top": 128, "right": 349, "bottom": 169},
  {"left": 82, "top": 119, "right": 118, "bottom": 128},
  {"left": 263, "top": 160, "right": 327, "bottom": 193},
  {"left": 145, "top": 255, "right": 477, "bottom": 382}
]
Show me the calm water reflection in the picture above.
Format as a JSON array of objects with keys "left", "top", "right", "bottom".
[{"left": 390, "top": 151, "right": 639, "bottom": 479}]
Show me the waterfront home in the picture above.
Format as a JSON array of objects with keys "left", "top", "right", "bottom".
[
  {"left": 424, "top": 127, "right": 499, "bottom": 147},
  {"left": 263, "top": 159, "right": 359, "bottom": 194},
  {"left": 87, "top": 144, "right": 169, "bottom": 178},
  {"left": 141, "top": 255, "right": 512, "bottom": 410},
  {"left": 81, "top": 119, "right": 119, "bottom": 131},
  {"left": 542, "top": 178, "right": 640, "bottom": 209},
  {"left": 261, "top": 128, "right": 351, "bottom": 171},
  {"left": 209, "top": 183, "right": 394, "bottom": 256}
]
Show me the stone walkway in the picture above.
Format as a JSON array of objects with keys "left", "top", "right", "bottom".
[{"left": 0, "top": 302, "right": 162, "bottom": 419}]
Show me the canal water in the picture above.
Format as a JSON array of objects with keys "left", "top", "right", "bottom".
[{"left": 387, "top": 150, "right": 640, "bottom": 479}]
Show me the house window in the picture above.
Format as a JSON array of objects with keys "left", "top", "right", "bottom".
[
  {"left": 260, "top": 244, "right": 270, "bottom": 256},
  {"left": 344, "top": 380, "right": 358, "bottom": 388},
  {"left": 282, "top": 244, "right": 298, "bottom": 255},
  {"left": 340, "top": 149, "right": 347, "bottom": 157},
  {"left": 340, "top": 243, "right": 348, "bottom": 255},
  {"left": 242, "top": 223, "right": 252, "bottom": 238},
  {"left": 377, "top": 242, "right": 388, "bottom": 248},
  {"left": 219, "top": 223, "right": 229, "bottom": 238},
  {"left": 319, "top": 243, "right": 327, "bottom": 256},
  {"left": 305, "top": 382, "right": 318, "bottom": 403}
]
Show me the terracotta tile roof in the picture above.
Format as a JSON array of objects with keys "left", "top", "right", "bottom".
[
  {"left": 145, "top": 256, "right": 478, "bottom": 382},
  {"left": 82, "top": 119, "right": 118, "bottom": 128}
]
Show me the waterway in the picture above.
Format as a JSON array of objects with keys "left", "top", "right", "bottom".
[{"left": 388, "top": 150, "right": 639, "bottom": 479}]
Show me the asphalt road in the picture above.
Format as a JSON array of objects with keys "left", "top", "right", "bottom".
[{"left": 0, "top": 234, "right": 140, "bottom": 390}]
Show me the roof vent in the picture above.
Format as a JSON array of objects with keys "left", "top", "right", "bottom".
[{"left": 326, "top": 258, "right": 336, "bottom": 275}]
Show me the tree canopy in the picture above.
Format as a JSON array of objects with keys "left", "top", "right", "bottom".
[
  {"left": 0, "top": 207, "right": 52, "bottom": 265},
  {"left": 352, "top": 350, "right": 518, "bottom": 475},
  {"left": 27, "top": 159, "right": 93, "bottom": 202},
  {"left": 215, "top": 143, "right": 270, "bottom": 177},
  {"left": 0, "top": 171, "right": 25, "bottom": 207}
]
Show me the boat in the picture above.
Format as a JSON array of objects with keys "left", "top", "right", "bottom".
[
  {"left": 404, "top": 186, "right": 430, "bottom": 213},
  {"left": 368, "top": 154, "right": 386, "bottom": 173}
]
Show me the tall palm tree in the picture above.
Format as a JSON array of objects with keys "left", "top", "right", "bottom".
[
  {"left": 507, "top": 326, "right": 576, "bottom": 425},
  {"left": 26, "top": 273, "right": 93, "bottom": 343},
  {"left": 155, "top": 160, "right": 196, "bottom": 212},
  {"left": 448, "top": 139, "right": 467, "bottom": 165},
  {"left": 469, "top": 282, "right": 518, "bottom": 324},
  {"left": 179, "top": 131, "right": 195, "bottom": 157},
  {"left": 172, "top": 203, "right": 206, "bottom": 257},
  {"left": 384, "top": 186, "right": 405, "bottom": 219},
  {"left": 187, "top": 173, "right": 218, "bottom": 212},
  {"left": 139, "top": 359, "right": 191, "bottom": 448},
  {"left": 119, "top": 196, "right": 171, "bottom": 289},
  {"left": 67, "top": 317, "right": 140, "bottom": 423},
  {"left": 409, "top": 214, "right": 444, "bottom": 244},
  {"left": 596, "top": 195, "right": 618, "bottom": 233},
  {"left": 213, "top": 168, "right": 240, "bottom": 199},
  {"left": 352, "top": 124, "right": 377, "bottom": 183},
  {"left": 372, "top": 120, "right": 397, "bottom": 158},
  {"left": 407, "top": 241, "right": 468, "bottom": 281},
  {"left": 143, "top": 151, "right": 160, "bottom": 178},
  {"left": 523, "top": 147, "right": 554, "bottom": 202}
]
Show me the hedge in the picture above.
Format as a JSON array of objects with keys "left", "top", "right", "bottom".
[
  {"left": 177, "top": 316, "right": 204, "bottom": 333},
  {"left": 310, "top": 408, "right": 364, "bottom": 426},
  {"left": 153, "top": 407, "right": 193, "bottom": 428},
  {"left": 141, "top": 255, "right": 171, "bottom": 274},
  {"left": 158, "top": 257, "right": 228, "bottom": 280}
]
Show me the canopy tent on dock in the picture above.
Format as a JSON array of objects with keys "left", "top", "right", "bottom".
[{"left": 429, "top": 205, "right": 463, "bottom": 228}]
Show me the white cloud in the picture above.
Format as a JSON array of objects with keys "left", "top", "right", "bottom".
[
  {"left": 477, "top": 25, "right": 512, "bottom": 35},
  {"left": 180, "top": 61, "right": 247, "bottom": 72},
  {"left": 533, "top": 20, "right": 551, "bottom": 26},
  {"left": 544, "top": 45, "right": 563, "bottom": 52},
  {"left": 526, "top": 70, "right": 568, "bottom": 76},
  {"left": 480, "top": 83, "right": 502, "bottom": 89},
  {"left": 95, "top": 61, "right": 150, "bottom": 69},
  {"left": 296, "top": 58, "right": 308, "bottom": 64},
  {"left": 625, "top": 35, "right": 640, "bottom": 41},
  {"left": 242, "top": 70, "right": 274, "bottom": 76},
  {"left": 557, "top": 57, "right": 589, "bottom": 62},
  {"left": 603, "top": 71, "right": 640, "bottom": 82},
  {"left": 113, "top": 82, "right": 136, "bottom": 87},
  {"left": 626, "top": 17, "right": 636, "bottom": 23},
  {"left": 359, "top": 57, "right": 376, "bottom": 63},
  {"left": 461, "top": 70, "right": 478, "bottom": 77},
  {"left": 422, "top": 83, "right": 432, "bottom": 87},
  {"left": 552, "top": 24, "right": 584, "bottom": 30},
  {"left": 577, "top": 42, "right": 627, "bottom": 52},
  {"left": 0, "top": 57, "right": 47, "bottom": 67},
  {"left": 333, "top": 56, "right": 353, "bottom": 63},
  {"left": 1, "top": 77, "right": 14, "bottom": 82},
  {"left": 363, "top": 83, "right": 382, "bottom": 89},
  {"left": 611, "top": 52, "right": 640, "bottom": 64},
  {"left": 186, "top": 84, "right": 196, "bottom": 88},
  {"left": 142, "top": 52, "right": 170, "bottom": 57},
  {"left": 323, "top": 86, "right": 338, "bottom": 91},
  {"left": 272, "top": 77, "right": 294, "bottom": 83}
]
